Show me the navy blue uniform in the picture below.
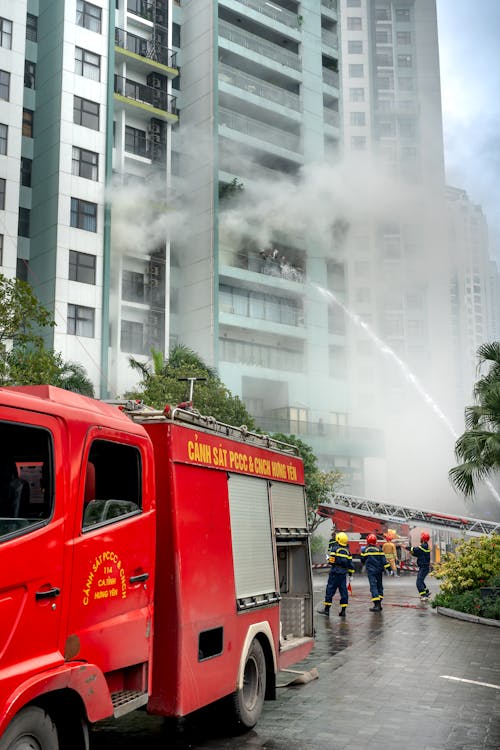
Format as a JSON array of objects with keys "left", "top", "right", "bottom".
[
  {"left": 407, "top": 542, "right": 431, "bottom": 597},
  {"left": 360, "top": 545, "right": 390, "bottom": 602},
  {"left": 323, "top": 542, "right": 355, "bottom": 611}
]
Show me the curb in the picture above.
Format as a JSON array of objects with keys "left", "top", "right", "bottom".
[{"left": 435, "top": 605, "right": 500, "bottom": 628}]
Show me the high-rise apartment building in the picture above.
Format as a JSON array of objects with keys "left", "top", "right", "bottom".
[{"left": 0, "top": 0, "right": 178, "bottom": 395}]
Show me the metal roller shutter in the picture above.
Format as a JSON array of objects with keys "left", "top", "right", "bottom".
[
  {"left": 271, "top": 482, "right": 307, "bottom": 530},
  {"left": 228, "top": 473, "right": 277, "bottom": 600}
]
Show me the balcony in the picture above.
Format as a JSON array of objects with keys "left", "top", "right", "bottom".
[
  {"left": 322, "top": 69, "right": 339, "bottom": 89},
  {"left": 115, "top": 27, "right": 177, "bottom": 72},
  {"left": 321, "top": 30, "right": 338, "bottom": 52},
  {"left": 321, "top": 0, "right": 338, "bottom": 11},
  {"left": 124, "top": 135, "right": 167, "bottom": 164},
  {"left": 219, "top": 63, "right": 300, "bottom": 111},
  {"left": 323, "top": 108, "right": 339, "bottom": 128},
  {"left": 231, "top": 0, "right": 298, "bottom": 29},
  {"left": 114, "top": 75, "right": 178, "bottom": 120},
  {"left": 220, "top": 107, "right": 301, "bottom": 153},
  {"left": 219, "top": 20, "right": 301, "bottom": 72}
]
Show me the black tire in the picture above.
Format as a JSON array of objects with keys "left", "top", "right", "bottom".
[
  {"left": 0, "top": 706, "right": 58, "bottom": 750},
  {"left": 231, "top": 639, "right": 266, "bottom": 730}
]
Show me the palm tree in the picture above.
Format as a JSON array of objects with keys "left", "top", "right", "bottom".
[{"left": 449, "top": 342, "right": 500, "bottom": 497}]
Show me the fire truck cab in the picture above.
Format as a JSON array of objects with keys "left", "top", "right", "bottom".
[{"left": 0, "top": 386, "right": 314, "bottom": 749}]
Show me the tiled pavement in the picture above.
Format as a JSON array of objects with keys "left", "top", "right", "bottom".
[{"left": 91, "top": 574, "right": 500, "bottom": 750}]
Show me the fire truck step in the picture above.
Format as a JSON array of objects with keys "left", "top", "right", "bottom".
[{"left": 111, "top": 689, "right": 149, "bottom": 718}]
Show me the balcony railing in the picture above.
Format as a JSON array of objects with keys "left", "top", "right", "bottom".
[
  {"left": 233, "top": 0, "right": 298, "bottom": 29},
  {"left": 114, "top": 75, "right": 177, "bottom": 114},
  {"left": 323, "top": 108, "right": 339, "bottom": 127},
  {"left": 219, "top": 63, "right": 300, "bottom": 110},
  {"left": 219, "top": 20, "right": 301, "bottom": 71},
  {"left": 127, "top": 0, "right": 154, "bottom": 22},
  {"left": 115, "top": 28, "right": 177, "bottom": 68},
  {"left": 322, "top": 68, "right": 339, "bottom": 88},
  {"left": 219, "top": 107, "right": 301, "bottom": 153},
  {"left": 124, "top": 135, "right": 167, "bottom": 164},
  {"left": 321, "top": 30, "right": 338, "bottom": 50},
  {"left": 321, "top": 0, "right": 338, "bottom": 11}
]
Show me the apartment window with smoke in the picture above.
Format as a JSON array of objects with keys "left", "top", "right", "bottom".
[
  {"left": 397, "top": 31, "right": 411, "bottom": 45},
  {"left": 26, "top": 14, "right": 38, "bottom": 42},
  {"left": 121, "top": 320, "right": 145, "bottom": 354},
  {"left": 347, "top": 17, "right": 362, "bottom": 31},
  {"left": 349, "top": 87, "right": 364, "bottom": 102},
  {"left": 0, "top": 17, "right": 12, "bottom": 49},
  {"left": 72, "top": 147, "right": 99, "bottom": 181},
  {"left": 348, "top": 40, "right": 363, "bottom": 54},
  {"left": 0, "top": 123, "right": 6, "bottom": 155},
  {"left": 125, "top": 125, "right": 147, "bottom": 157},
  {"left": 397, "top": 54, "right": 412, "bottom": 68},
  {"left": 376, "top": 29, "right": 391, "bottom": 44},
  {"left": 74, "top": 96, "right": 100, "bottom": 130},
  {"left": 0, "top": 70, "right": 10, "bottom": 101},
  {"left": 21, "top": 158, "right": 32, "bottom": 187},
  {"left": 398, "top": 76, "right": 413, "bottom": 91},
  {"left": 76, "top": 1, "right": 102, "bottom": 33},
  {"left": 68, "top": 304, "right": 95, "bottom": 338},
  {"left": 24, "top": 61, "right": 36, "bottom": 89},
  {"left": 351, "top": 136, "right": 366, "bottom": 150},
  {"left": 69, "top": 250, "right": 96, "bottom": 285},
  {"left": 349, "top": 64, "right": 364, "bottom": 78},
  {"left": 71, "top": 198, "right": 97, "bottom": 232},
  {"left": 122, "top": 270, "right": 145, "bottom": 303},
  {"left": 375, "top": 8, "right": 390, "bottom": 21},
  {"left": 329, "top": 346, "right": 347, "bottom": 379},
  {"left": 395, "top": 8, "right": 411, "bottom": 22},
  {"left": 18, "top": 208, "right": 30, "bottom": 238},
  {"left": 350, "top": 111, "right": 366, "bottom": 126},
  {"left": 75, "top": 47, "right": 101, "bottom": 81}
]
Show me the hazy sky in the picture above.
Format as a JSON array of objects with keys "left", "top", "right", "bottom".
[{"left": 436, "top": 0, "right": 500, "bottom": 262}]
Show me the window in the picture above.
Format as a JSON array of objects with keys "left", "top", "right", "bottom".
[
  {"left": 0, "top": 178, "right": 5, "bottom": 210},
  {"left": 68, "top": 303, "right": 95, "bottom": 337},
  {"left": 22, "top": 109, "right": 34, "bottom": 137},
  {"left": 73, "top": 96, "right": 100, "bottom": 130},
  {"left": 329, "top": 345, "right": 347, "bottom": 378},
  {"left": 0, "top": 17, "right": 12, "bottom": 49},
  {"left": 348, "top": 40, "right": 363, "bottom": 54},
  {"left": 0, "top": 234, "right": 3, "bottom": 264},
  {"left": 76, "top": 1, "right": 102, "bottom": 33},
  {"left": 24, "top": 61, "right": 36, "bottom": 89},
  {"left": 351, "top": 136, "right": 366, "bottom": 150},
  {"left": 376, "top": 75, "right": 393, "bottom": 90},
  {"left": 399, "top": 119, "right": 416, "bottom": 138},
  {"left": 82, "top": 440, "right": 141, "bottom": 530},
  {"left": 121, "top": 320, "right": 144, "bottom": 354},
  {"left": 349, "top": 87, "right": 365, "bottom": 102},
  {"left": 395, "top": 8, "right": 410, "bottom": 22},
  {"left": 122, "top": 270, "right": 145, "bottom": 302},
  {"left": 71, "top": 198, "right": 97, "bottom": 232},
  {"left": 0, "top": 422, "right": 53, "bottom": 535},
  {"left": 375, "top": 8, "right": 390, "bottom": 21},
  {"left": 376, "top": 29, "right": 391, "bottom": 43},
  {"left": 398, "top": 76, "right": 414, "bottom": 91},
  {"left": 18, "top": 208, "right": 30, "bottom": 237},
  {"left": 0, "top": 123, "right": 6, "bottom": 155},
  {"left": 398, "top": 54, "right": 412, "bottom": 68},
  {"left": 21, "top": 158, "right": 32, "bottom": 187},
  {"left": 125, "top": 125, "right": 147, "bottom": 157},
  {"left": 347, "top": 0, "right": 361, "bottom": 5},
  {"left": 350, "top": 111, "right": 366, "bottom": 126},
  {"left": 72, "top": 146, "right": 99, "bottom": 180},
  {"left": 26, "top": 14, "right": 38, "bottom": 42},
  {"left": 0, "top": 70, "right": 10, "bottom": 101},
  {"left": 69, "top": 250, "right": 96, "bottom": 284},
  {"left": 75, "top": 47, "right": 101, "bottom": 81},
  {"left": 347, "top": 17, "right": 362, "bottom": 31},
  {"left": 397, "top": 31, "right": 411, "bottom": 45},
  {"left": 172, "top": 22, "right": 180, "bottom": 47},
  {"left": 349, "top": 64, "right": 364, "bottom": 78}
]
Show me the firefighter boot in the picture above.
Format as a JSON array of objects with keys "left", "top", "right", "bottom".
[
  {"left": 338, "top": 607, "right": 346, "bottom": 617},
  {"left": 318, "top": 604, "right": 331, "bottom": 616},
  {"left": 369, "top": 600, "right": 382, "bottom": 612}
]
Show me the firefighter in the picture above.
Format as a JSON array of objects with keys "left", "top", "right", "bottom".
[
  {"left": 382, "top": 532, "right": 398, "bottom": 576},
  {"left": 406, "top": 531, "right": 431, "bottom": 598},
  {"left": 361, "top": 533, "right": 390, "bottom": 611},
  {"left": 319, "top": 531, "right": 354, "bottom": 617}
]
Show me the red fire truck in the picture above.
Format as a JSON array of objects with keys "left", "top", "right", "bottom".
[{"left": 0, "top": 385, "right": 314, "bottom": 749}]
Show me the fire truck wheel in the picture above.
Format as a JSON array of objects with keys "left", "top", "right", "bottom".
[
  {"left": 231, "top": 639, "right": 266, "bottom": 729},
  {"left": 0, "top": 706, "right": 58, "bottom": 750}
]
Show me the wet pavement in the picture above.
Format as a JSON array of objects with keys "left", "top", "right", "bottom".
[{"left": 90, "top": 573, "right": 500, "bottom": 750}]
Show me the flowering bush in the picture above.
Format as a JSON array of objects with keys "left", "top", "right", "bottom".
[{"left": 431, "top": 535, "right": 499, "bottom": 594}]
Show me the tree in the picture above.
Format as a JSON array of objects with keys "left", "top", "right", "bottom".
[
  {"left": 127, "top": 345, "right": 256, "bottom": 428},
  {"left": 0, "top": 274, "right": 54, "bottom": 379},
  {"left": 269, "top": 432, "right": 342, "bottom": 532},
  {"left": 5, "top": 345, "right": 95, "bottom": 396},
  {"left": 449, "top": 342, "right": 500, "bottom": 497}
]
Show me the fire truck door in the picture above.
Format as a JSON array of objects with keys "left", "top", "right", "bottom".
[
  {"left": 67, "top": 435, "right": 155, "bottom": 674},
  {"left": 0, "top": 414, "right": 65, "bottom": 686}
]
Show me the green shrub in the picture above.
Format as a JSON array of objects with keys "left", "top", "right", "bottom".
[
  {"left": 481, "top": 597, "right": 500, "bottom": 620},
  {"left": 432, "top": 535, "right": 500, "bottom": 594},
  {"left": 431, "top": 589, "right": 483, "bottom": 615}
]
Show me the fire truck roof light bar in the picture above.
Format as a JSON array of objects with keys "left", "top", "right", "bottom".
[{"left": 319, "top": 493, "right": 500, "bottom": 536}]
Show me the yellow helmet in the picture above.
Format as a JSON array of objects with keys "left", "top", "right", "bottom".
[{"left": 336, "top": 532, "right": 348, "bottom": 545}]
